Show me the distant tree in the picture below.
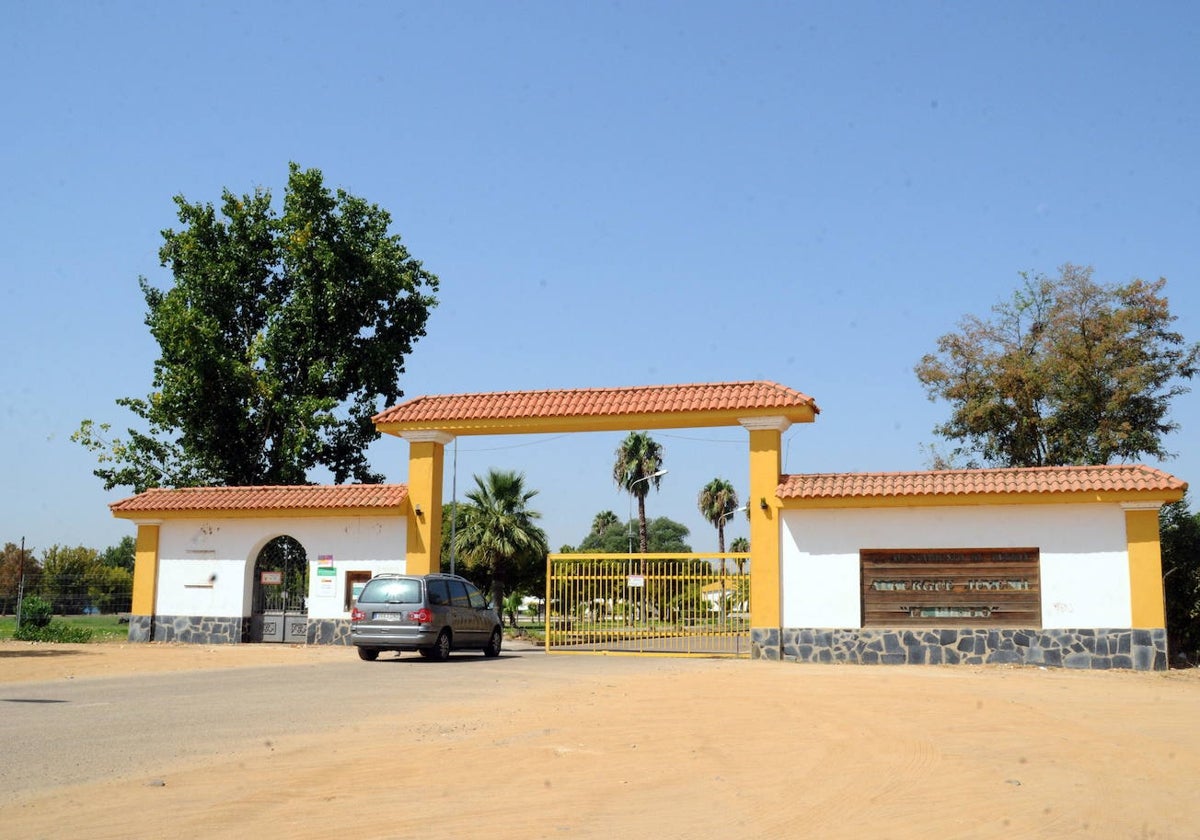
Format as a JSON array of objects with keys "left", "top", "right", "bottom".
[
  {"left": 612, "top": 432, "right": 665, "bottom": 552},
  {"left": 438, "top": 501, "right": 468, "bottom": 573},
  {"left": 579, "top": 517, "right": 692, "bottom": 554},
  {"left": 0, "top": 542, "right": 40, "bottom": 615},
  {"left": 916, "top": 264, "right": 1198, "bottom": 467},
  {"left": 100, "top": 535, "right": 136, "bottom": 573},
  {"left": 591, "top": 510, "right": 620, "bottom": 536},
  {"left": 453, "top": 470, "right": 549, "bottom": 615},
  {"left": 1162, "top": 495, "right": 1200, "bottom": 664},
  {"left": 40, "top": 545, "right": 98, "bottom": 615},
  {"left": 697, "top": 478, "right": 739, "bottom": 553},
  {"left": 89, "top": 565, "right": 133, "bottom": 614},
  {"left": 729, "top": 536, "right": 750, "bottom": 575},
  {"left": 73, "top": 163, "right": 439, "bottom": 492}
]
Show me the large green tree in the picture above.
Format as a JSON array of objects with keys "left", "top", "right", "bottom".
[
  {"left": 916, "top": 264, "right": 1198, "bottom": 467},
  {"left": 697, "top": 477, "right": 739, "bottom": 553},
  {"left": 74, "top": 163, "right": 438, "bottom": 491},
  {"left": 612, "top": 432, "right": 665, "bottom": 552},
  {"left": 1162, "top": 495, "right": 1200, "bottom": 664},
  {"left": 453, "top": 469, "right": 549, "bottom": 615}
]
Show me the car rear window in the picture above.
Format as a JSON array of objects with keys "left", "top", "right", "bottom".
[{"left": 357, "top": 578, "right": 421, "bottom": 604}]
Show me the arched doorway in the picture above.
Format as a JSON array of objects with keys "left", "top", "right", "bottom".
[{"left": 248, "top": 535, "right": 309, "bottom": 643}]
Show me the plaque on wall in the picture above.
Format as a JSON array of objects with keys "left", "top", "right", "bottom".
[{"left": 860, "top": 549, "right": 1041, "bottom": 627}]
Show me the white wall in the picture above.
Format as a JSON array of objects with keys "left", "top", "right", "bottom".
[
  {"left": 155, "top": 515, "right": 407, "bottom": 618},
  {"left": 779, "top": 503, "right": 1131, "bottom": 629}
]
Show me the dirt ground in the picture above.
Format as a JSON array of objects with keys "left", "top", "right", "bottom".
[{"left": 3, "top": 639, "right": 1200, "bottom": 839}]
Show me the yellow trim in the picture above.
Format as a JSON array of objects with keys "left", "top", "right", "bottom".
[
  {"left": 377, "top": 406, "right": 816, "bottom": 438},
  {"left": 1125, "top": 507, "right": 1166, "bottom": 628},
  {"left": 748, "top": 427, "right": 783, "bottom": 628},
  {"left": 405, "top": 441, "right": 445, "bottom": 575},
  {"left": 112, "top": 505, "right": 406, "bottom": 521},
  {"left": 131, "top": 524, "right": 160, "bottom": 616},
  {"left": 780, "top": 489, "right": 1184, "bottom": 510}
]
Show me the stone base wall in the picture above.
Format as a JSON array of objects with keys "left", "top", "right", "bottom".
[
  {"left": 126, "top": 615, "right": 353, "bottom": 645},
  {"left": 126, "top": 615, "right": 250, "bottom": 644},
  {"left": 752, "top": 627, "right": 1168, "bottom": 671},
  {"left": 307, "top": 618, "right": 352, "bottom": 645}
]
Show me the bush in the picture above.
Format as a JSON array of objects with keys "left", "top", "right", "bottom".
[
  {"left": 18, "top": 595, "right": 52, "bottom": 629},
  {"left": 14, "top": 621, "right": 94, "bottom": 643}
]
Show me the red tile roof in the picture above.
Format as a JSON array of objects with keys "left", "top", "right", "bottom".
[
  {"left": 110, "top": 484, "right": 408, "bottom": 516},
  {"left": 777, "top": 465, "right": 1187, "bottom": 500},
  {"left": 373, "top": 381, "right": 819, "bottom": 426}
]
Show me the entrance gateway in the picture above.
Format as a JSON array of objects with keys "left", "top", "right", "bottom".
[{"left": 112, "top": 380, "right": 1186, "bottom": 669}]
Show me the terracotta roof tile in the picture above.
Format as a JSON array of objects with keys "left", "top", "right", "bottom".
[
  {"left": 777, "top": 465, "right": 1187, "bottom": 500},
  {"left": 110, "top": 484, "right": 408, "bottom": 515},
  {"left": 373, "top": 381, "right": 818, "bottom": 425}
]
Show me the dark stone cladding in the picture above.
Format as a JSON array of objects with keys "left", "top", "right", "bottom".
[
  {"left": 126, "top": 615, "right": 250, "bottom": 644},
  {"left": 127, "top": 615, "right": 353, "bottom": 645},
  {"left": 307, "top": 619, "right": 352, "bottom": 645},
  {"left": 750, "top": 627, "right": 1168, "bottom": 671}
]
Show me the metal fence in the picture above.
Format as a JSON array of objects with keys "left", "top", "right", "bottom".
[
  {"left": 2, "top": 572, "right": 132, "bottom": 618},
  {"left": 546, "top": 552, "right": 751, "bottom": 656}
]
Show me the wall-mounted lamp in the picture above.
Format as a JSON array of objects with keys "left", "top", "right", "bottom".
[
  {"left": 414, "top": 503, "right": 424, "bottom": 518},
  {"left": 759, "top": 497, "right": 769, "bottom": 511}
]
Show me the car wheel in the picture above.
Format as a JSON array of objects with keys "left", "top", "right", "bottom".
[
  {"left": 483, "top": 628, "right": 502, "bottom": 657},
  {"left": 432, "top": 630, "right": 452, "bottom": 662},
  {"left": 357, "top": 647, "right": 379, "bottom": 662}
]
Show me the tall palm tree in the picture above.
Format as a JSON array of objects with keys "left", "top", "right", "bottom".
[
  {"left": 453, "top": 469, "right": 548, "bottom": 617},
  {"left": 591, "top": 510, "right": 620, "bottom": 535},
  {"left": 698, "top": 477, "right": 739, "bottom": 554},
  {"left": 612, "top": 432, "right": 665, "bottom": 553}
]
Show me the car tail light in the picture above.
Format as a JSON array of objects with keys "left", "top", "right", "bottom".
[
  {"left": 408, "top": 607, "right": 432, "bottom": 624},
  {"left": 350, "top": 607, "right": 366, "bottom": 623}
]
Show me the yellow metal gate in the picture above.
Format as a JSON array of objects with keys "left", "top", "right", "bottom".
[{"left": 546, "top": 553, "right": 751, "bottom": 656}]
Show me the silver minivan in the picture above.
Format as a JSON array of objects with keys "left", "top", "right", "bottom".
[{"left": 350, "top": 573, "right": 502, "bottom": 661}]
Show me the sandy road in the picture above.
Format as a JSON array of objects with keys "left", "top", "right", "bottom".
[{"left": 2, "top": 640, "right": 1199, "bottom": 839}]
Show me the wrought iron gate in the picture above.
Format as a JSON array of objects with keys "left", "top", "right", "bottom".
[{"left": 546, "top": 553, "right": 751, "bottom": 656}]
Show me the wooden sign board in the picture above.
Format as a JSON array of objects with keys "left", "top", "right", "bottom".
[{"left": 860, "top": 549, "right": 1041, "bottom": 627}]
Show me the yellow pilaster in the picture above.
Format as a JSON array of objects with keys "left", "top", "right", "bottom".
[
  {"left": 401, "top": 431, "right": 452, "bottom": 575},
  {"left": 1123, "top": 504, "right": 1166, "bottom": 628},
  {"left": 130, "top": 522, "right": 161, "bottom": 616},
  {"left": 742, "top": 417, "right": 789, "bottom": 629}
]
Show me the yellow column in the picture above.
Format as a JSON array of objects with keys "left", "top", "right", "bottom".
[
  {"left": 742, "top": 417, "right": 789, "bottom": 629},
  {"left": 130, "top": 522, "right": 161, "bottom": 617},
  {"left": 1123, "top": 503, "right": 1166, "bottom": 628},
  {"left": 401, "top": 431, "right": 453, "bottom": 575}
]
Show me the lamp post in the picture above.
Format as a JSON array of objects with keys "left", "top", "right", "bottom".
[{"left": 627, "top": 469, "right": 668, "bottom": 554}]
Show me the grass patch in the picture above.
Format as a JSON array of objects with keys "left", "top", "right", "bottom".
[{"left": 0, "top": 614, "right": 128, "bottom": 642}]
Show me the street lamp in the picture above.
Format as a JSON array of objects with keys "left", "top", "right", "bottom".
[{"left": 627, "top": 468, "right": 668, "bottom": 554}]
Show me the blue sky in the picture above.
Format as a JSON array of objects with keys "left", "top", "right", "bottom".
[{"left": 3, "top": 1, "right": 1198, "bottom": 557}]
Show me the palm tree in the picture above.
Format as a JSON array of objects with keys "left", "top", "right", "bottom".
[
  {"left": 698, "top": 478, "right": 739, "bottom": 554},
  {"left": 730, "top": 536, "right": 750, "bottom": 575},
  {"left": 612, "top": 432, "right": 665, "bottom": 553},
  {"left": 453, "top": 469, "right": 549, "bottom": 618},
  {"left": 591, "top": 510, "right": 620, "bottom": 535}
]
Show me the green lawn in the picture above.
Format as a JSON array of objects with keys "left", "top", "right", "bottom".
[{"left": 0, "top": 614, "right": 129, "bottom": 642}]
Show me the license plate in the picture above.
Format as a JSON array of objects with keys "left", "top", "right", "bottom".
[{"left": 373, "top": 612, "right": 405, "bottom": 621}]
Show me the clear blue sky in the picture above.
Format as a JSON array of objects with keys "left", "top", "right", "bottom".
[{"left": 3, "top": 1, "right": 1198, "bottom": 557}]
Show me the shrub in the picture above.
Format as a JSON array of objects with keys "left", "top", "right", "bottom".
[
  {"left": 18, "top": 595, "right": 52, "bottom": 629},
  {"left": 14, "top": 621, "right": 94, "bottom": 643}
]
